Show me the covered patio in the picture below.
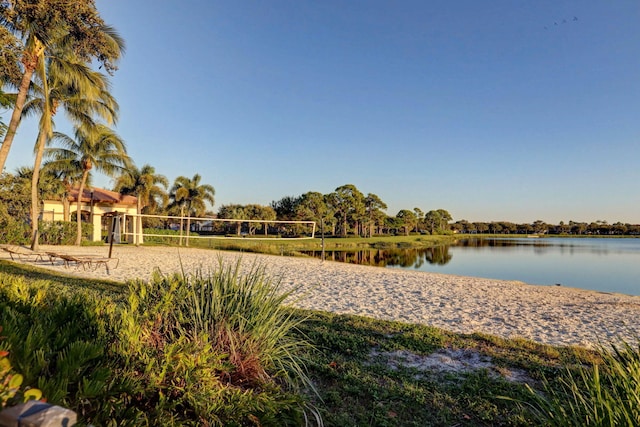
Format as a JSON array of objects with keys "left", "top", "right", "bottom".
[{"left": 41, "top": 187, "right": 142, "bottom": 244}]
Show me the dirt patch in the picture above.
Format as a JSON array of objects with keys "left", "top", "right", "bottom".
[{"left": 369, "top": 347, "right": 533, "bottom": 383}]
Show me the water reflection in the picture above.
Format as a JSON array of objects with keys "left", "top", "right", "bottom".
[
  {"left": 303, "top": 245, "right": 453, "bottom": 268},
  {"left": 302, "top": 238, "right": 640, "bottom": 295},
  {"left": 304, "top": 238, "right": 640, "bottom": 268}
]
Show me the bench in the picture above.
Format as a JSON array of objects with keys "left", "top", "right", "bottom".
[
  {"left": 46, "top": 252, "right": 119, "bottom": 274},
  {"left": 1, "top": 245, "right": 48, "bottom": 263}
]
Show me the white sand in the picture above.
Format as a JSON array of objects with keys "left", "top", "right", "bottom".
[{"left": 3, "top": 244, "right": 639, "bottom": 348}]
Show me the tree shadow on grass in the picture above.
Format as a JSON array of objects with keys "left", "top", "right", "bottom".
[{"left": 0, "top": 259, "right": 127, "bottom": 303}]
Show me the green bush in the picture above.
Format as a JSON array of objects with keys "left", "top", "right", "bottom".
[
  {"left": 141, "top": 227, "right": 189, "bottom": 245},
  {"left": 116, "top": 259, "right": 320, "bottom": 426},
  {"left": 38, "top": 221, "right": 91, "bottom": 245},
  {"left": 526, "top": 339, "right": 640, "bottom": 426},
  {"left": 0, "top": 327, "right": 42, "bottom": 407},
  {"left": 0, "top": 210, "right": 29, "bottom": 244},
  {"left": 0, "top": 173, "right": 30, "bottom": 244},
  {"left": 0, "top": 259, "right": 320, "bottom": 425},
  {"left": 0, "top": 276, "right": 111, "bottom": 412}
]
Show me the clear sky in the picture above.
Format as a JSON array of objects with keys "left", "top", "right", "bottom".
[{"left": 4, "top": 1, "right": 639, "bottom": 224}]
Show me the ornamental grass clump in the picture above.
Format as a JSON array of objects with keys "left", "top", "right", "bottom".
[
  {"left": 526, "top": 338, "right": 640, "bottom": 427},
  {"left": 118, "top": 258, "right": 321, "bottom": 426}
]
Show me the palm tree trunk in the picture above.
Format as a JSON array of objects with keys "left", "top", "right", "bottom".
[
  {"left": 30, "top": 130, "right": 48, "bottom": 250},
  {"left": 0, "top": 65, "right": 36, "bottom": 172},
  {"left": 0, "top": 42, "right": 43, "bottom": 173},
  {"left": 185, "top": 202, "right": 192, "bottom": 246},
  {"left": 63, "top": 197, "right": 70, "bottom": 221},
  {"left": 186, "top": 215, "right": 191, "bottom": 246},
  {"left": 75, "top": 172, "right": 89, "bottom": 245},
  {"left": 138, "top": 209, "right": 143, "bottom": 245},
  {"left": 179, "top": 204, "right": 184, "bottom": 246},
  {"left": 136, "top": 199, "right": 143, "bottom": 245}
]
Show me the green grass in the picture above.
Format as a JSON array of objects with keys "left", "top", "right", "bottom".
[
  {"left": 0, "top": 260, "right": 637, "bottom": 426},
  {"left": 0, "top": 259, "right": 126, "bottom": 302},
  {"left": 291, "top": 311, "right": 601, "bottom": 426}
]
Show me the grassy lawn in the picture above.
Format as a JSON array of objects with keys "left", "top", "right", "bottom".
[
  {"left": 0, "top": 259, "right": 633, "bottom": 426},
  {"left": 295, "top": 311, "right": 598, "bottom": 426}
]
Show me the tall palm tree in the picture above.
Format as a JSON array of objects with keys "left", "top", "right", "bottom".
[
  {"left": 114, "top": 164, "right": 168, "bottom": 243},
  {"left": 44, "top": 123, "right": 130, "bottom": 245},
  {"left": 169, "top": 174, "right": 215, "bottom": 246},
  {"left": 25, "top": 46, "right": 118, "bottom": 249},
  {"left": 0, "top": 0, "right": 124, "bottom": 173}
]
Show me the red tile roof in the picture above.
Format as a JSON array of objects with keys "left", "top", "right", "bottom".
[{"left": 68, "top": 187, "right": 137, "bottom": 205}]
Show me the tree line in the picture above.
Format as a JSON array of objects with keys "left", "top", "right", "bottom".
[
  {"left": 450, "top": 219, "right": 640, "bottom": 236},
  {"left": 267, "top": 185, "right": 453, "bottom": 237},
  {"left": 3, "top": 165, "right": 640, "bottom": 244}
]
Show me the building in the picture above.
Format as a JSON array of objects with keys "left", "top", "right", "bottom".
[{"left": 42, "top": 187, "right": 142, "bottom": 244}]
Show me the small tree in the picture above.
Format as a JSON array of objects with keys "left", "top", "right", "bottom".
[
  {"left": 169, "top": 174, "right": 215, "bottom": 245},
  {"left": 114, "top": 164, "right": 168, "bottom": 237},
  {"left": 44, "top": 124, "right": 130, "bottom": 245},
  {"left": 396, "top": 209, "right": 417, "bottom": 236}
]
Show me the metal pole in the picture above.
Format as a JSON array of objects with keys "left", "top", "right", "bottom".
[
  {"left": 321, "top": 219, "right": 325, "bottom": 262},
  {"left": 108, "top": 215, "right": 117, "bottom": 258}
]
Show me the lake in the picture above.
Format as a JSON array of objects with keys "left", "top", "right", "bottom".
[{"left": 304, "top": 238, "right": 640, "bottom": 296}]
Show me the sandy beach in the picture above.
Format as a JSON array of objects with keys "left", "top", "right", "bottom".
[{"left": 2, "top": 244, "right": 639, "bottom": 348}]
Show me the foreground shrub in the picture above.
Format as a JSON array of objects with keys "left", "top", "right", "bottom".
[
  {"left": 527, "top": 338, "right": 640, "bottom": 426},
  {"left": 0, "top": 261, "right": 320, "bottom": 425},
  {"left": 0, "top": 278, "right": 112, "bottom": 409},
  {"left": 0, "top": 326, "right": 42, "bottom": 407},
  {"left": 115, "top": 259, "right": 321, "bottom": 426}
]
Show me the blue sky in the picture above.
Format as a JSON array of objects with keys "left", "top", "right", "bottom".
[{"left": 4, "top": 1, "right": 639, "bottom": 223}]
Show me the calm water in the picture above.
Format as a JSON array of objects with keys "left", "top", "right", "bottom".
[{"left": 305, "top": 238, "right": 640, "bottom": 296}]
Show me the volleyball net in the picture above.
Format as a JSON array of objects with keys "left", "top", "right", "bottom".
[{"left": 117, "top": 213, "right": 316, "bottom": 245}]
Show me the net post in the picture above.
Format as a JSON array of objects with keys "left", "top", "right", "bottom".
[
  {"left": 321, "top": 220, "right": 325, "bottom": 262},
  {"left": 108, "top": 214, "right": 117, "bottom": 258}
]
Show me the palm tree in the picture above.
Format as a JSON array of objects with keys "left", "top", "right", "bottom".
[
  {"left": 0, "top": 88, "right": 15, "bottom": 139},
  {"left": 44, "top": 123, "right": 130, "bottom": 245},
  {"left": 26, "top": 46, "right": 118, "bottom": 249},
  {"left": 114, "top": 164, "right": 168, "bottom": 244},
  {"left": 217, "top": 204, "right": 247, "bottom": 236},
  {"left": 169, "top": 174, "right": 215, "bottom": 246},
  {"left": 0, "top": 1, "right": 124, "bottom": 173},
  {"left": 40, "top": 163, "right": 86, "bottom": 222}
]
